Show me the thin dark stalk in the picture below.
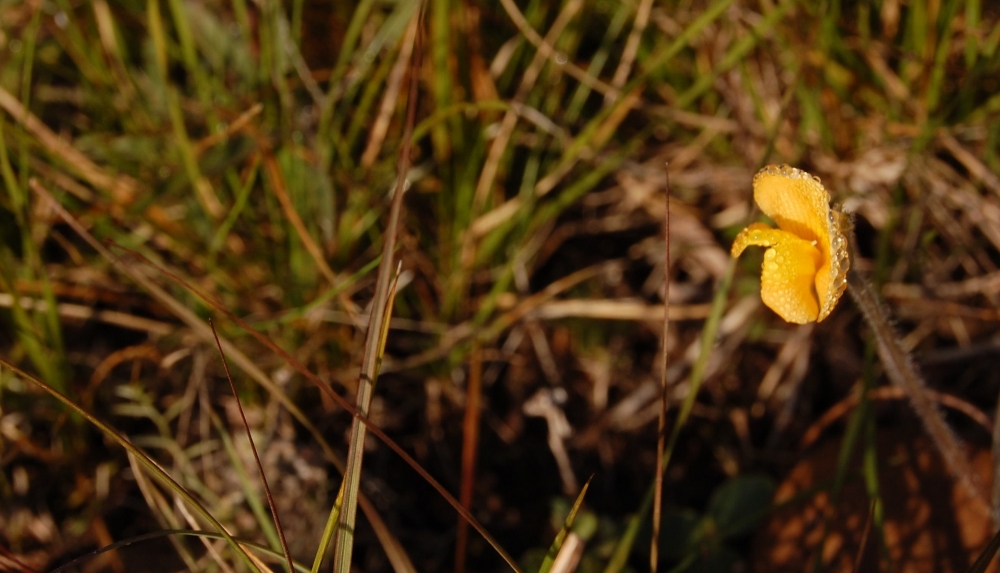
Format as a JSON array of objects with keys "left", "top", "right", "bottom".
[
  {"left": 455, "top": 345, "right": 483, "bottom": 573},
  {"left": 651, "top": 165, "right": 671, "bottom": 572},
  {"left": 208, "top": 319, "right": 294, "bottom": 573}
]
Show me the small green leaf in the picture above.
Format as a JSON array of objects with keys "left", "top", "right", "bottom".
[{"left": 706, "top": 474, "right": 776, "bottom": 539}]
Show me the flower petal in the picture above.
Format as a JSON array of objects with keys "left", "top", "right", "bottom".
[
  {"left": 732, "top": 223, "right": 823, "bottom": 324},
  {"left": 753, "top": 165, "right": 849, "bottom": 321}
]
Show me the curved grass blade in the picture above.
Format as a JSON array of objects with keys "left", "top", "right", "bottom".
[
  {"left": 0, "top": 543, "right": 37, "bottom": 573},
  {"left": 0, "top": 359, "right": 261, "bottom": 572},
  {"left": 47, "top": 529, "right": 312, "bottom": 573}
]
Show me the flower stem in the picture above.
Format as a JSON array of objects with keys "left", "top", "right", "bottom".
[{"left": 846, "top": 234, "right": 987, "bottom": 509}]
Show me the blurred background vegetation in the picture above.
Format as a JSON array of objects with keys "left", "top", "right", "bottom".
[{"left": 1, "top": 0, "right": 1000, "bottom": 571}]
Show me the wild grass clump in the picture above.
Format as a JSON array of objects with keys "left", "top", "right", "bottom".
[{"left": 1, "top": 1, "right": 999, "bottom": 572}]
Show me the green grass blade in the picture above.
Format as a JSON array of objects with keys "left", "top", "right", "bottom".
[
  {"left": 332, "top": 8, "right": 422, "bottom": 568},
  {"left": 538, "top": 476, "right": 592, "bottom": 573},
  {"left": 311, "top": 484, "right": 346, "bottom": 573}
]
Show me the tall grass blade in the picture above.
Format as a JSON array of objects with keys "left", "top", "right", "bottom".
[
  {"left": 0, "top": 115, "right": 66, "bottom": 391},
  {"left": 850, "top": 501, "right": 876, "bottom": 573},
  {"left": 331, "top": 6, "right": 422, "bottom": 571},
  {"left": 210, "top": 411, "right": 282, "bottom": 553}
]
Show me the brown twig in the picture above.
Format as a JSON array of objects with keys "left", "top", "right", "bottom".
[
  {"left": 800, "top": 384, "right": 992, "bottom": 449},
  {"left": 0, "top": 293, "right": 173, "bottom": 335},
  {"left": 192, "top": 103, "right": 264, "bottom": 156}
]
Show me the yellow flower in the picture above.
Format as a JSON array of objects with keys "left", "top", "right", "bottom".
[{"left": 731, "top": 165, "right": 850, "bottom": 324}]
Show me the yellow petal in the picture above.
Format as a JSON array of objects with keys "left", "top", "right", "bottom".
[
  {"left": 732, "top": 223, "right": 823, "bottom": 324},
  {"left": 752, "top": 165, "right": 849, "bottom": 321}
]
